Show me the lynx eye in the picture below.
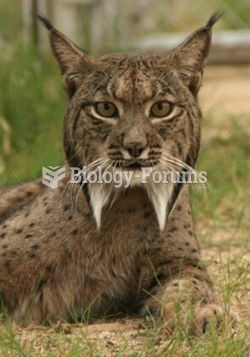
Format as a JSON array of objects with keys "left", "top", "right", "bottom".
[
  {"left": 95, "top": 101, "right": 117, "bottom": 118},
  {"left": 150, "top": 101, "right": 173, "bottom": 118}
]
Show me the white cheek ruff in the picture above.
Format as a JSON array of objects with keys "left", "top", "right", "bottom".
[
  {"left": 88, "top": 173, "right": 174, "bottom": 232},
  {"left": 145, "top": 179, "right": 174, "bottom": 231},
  {"left": 88, "top": 183, "right": 113, "bottom": 230}
]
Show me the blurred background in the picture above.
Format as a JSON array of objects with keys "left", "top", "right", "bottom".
[{"left": 0, "top": 0, "right": 249, "bottom": 235}]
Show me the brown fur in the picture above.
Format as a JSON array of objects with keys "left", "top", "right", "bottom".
[{"left": 0, "top": 13, "right": 234, "bottom": 334}]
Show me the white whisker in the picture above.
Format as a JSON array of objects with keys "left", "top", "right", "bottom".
[{"left": 162, "top": 153, "right": 196, "bottom": 173}]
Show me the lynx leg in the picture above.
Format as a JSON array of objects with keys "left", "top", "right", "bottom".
[{"left": 142, "top": 266, "right": 237, "bottom": 336}]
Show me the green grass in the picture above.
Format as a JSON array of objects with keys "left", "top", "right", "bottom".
[
  {"left": 192, "top": 117, "right": 250, "bottom": 251},
  {"left": 0, "top": 0, "right": 63, "bottom": 186},
  {"left": 0, "top": 45, "right": 64, "bottom": 185}
]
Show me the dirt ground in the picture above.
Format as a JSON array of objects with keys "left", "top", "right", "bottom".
[
  {"left": 3, "top": 66, "right": 250, "bottom": 355},
  {"left": 201, "top": 65, "right": 250, "bottom": 115}
]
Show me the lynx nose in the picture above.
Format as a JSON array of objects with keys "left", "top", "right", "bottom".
[
  {"left": 123, "top": 127, "right": 148, "bottom": 158},
  {"left": 124, "top": 141, "right": 146, "bottom": 158}
]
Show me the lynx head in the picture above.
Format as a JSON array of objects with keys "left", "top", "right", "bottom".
[{"left": 38, "top": 14, "right": 220, "bottom": 231}]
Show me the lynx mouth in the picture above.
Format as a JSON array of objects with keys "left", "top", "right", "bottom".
[
  {"left": 126, "top": 162, "right": 144, "bottom": 170},
  {"left": 116, "top": 160, "right": 159, "bottom": 170}
]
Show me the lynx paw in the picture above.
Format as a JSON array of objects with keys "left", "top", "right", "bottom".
[
  {"left": 190, "top": 304, "right": 238, "bottom": 336},
  {"left": 141, "top": 302, "right": 238, "bottom": 336}
]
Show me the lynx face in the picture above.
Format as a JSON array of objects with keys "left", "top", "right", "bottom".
[
  {"left": 39, "top": 15, "right": 215, "bottom": 230},
  {"left": 72, "top": 55, "right": 197, "bottom": 167}
]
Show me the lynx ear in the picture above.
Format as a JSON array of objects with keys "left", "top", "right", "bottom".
[
  {"left": 169, "top": 12, "right": 222, "bottom": 95},
  {"left": 37, "top": 15, "right": 94, "bottom": 96}
]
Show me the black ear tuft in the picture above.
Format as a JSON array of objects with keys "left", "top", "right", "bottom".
[
  {"left": 205, "top": 11, "right": 223, "bottom": 29},
  {"left": 36, "top": 13, "right": 94, "bottom": 96},
  {"left": 37, "top": 14, "right": 54, "bottom": 31},
  {"left": 166, "top": 12, "right": 222, "bottom": 96}
]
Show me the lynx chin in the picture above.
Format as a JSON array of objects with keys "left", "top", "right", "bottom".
[{"left": 0, "top": 12, "right": 237, "bottom": 335}]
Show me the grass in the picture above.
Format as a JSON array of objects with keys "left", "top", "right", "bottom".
[
  {"left": 0, "top": 44, "right": 64, "bottom": 184},
  {"left": 193, "top": 117, "right": 250, "bottom": 234},
  {"left": 0, "top": 1, "right": 250, "bottom": 356}
]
